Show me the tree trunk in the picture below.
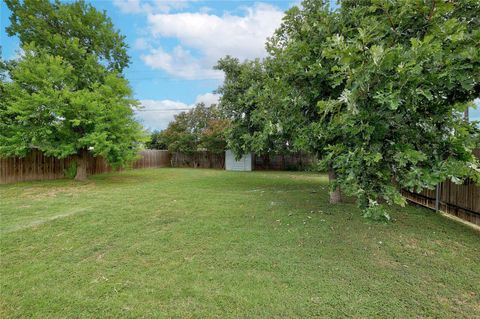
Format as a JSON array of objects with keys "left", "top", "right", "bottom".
[
  {"left": 328, "top": 167, "right": 342, "bottom": 204},
  {"left": 464, "top": 107, "right": 469, "bottom": 122},
  {"left": 75, "top": 149, "right": 88, "bottom": 181}
]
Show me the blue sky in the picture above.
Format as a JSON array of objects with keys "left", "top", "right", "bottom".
[
  {"left": 2, "top": 0, "right": 300, "bottom": 129},
  {"left": 1, "top": 0, "right": 478, "bottom": 130}
]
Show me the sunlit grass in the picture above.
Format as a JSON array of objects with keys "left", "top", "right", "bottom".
[{"left": 1, "top": 168, "right": 479, "bottom": 318}]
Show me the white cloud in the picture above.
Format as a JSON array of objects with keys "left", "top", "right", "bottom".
[
  {"left": 133, "top": 38, "right": 152, "bottom": 50},
  {"left": 113, "top": 0, "right": 194, "bottom": 14},
  {"left": 136, "top": 99, "right": 190, "bottom": 130},
  {"left": 195, "top": 92, "right": 220, "bottom": 106},
  {"left": 113, "top": 0, "right": 145, "bottom": 13},
  {"left": 136, "top": 92, "right": 220, "bottom": 130},
  {"left": 141, "top": 3, "right": 284, "bottom": 79},
  {"left": 141, "top": 46, "right": 223, "bottom": 80}
]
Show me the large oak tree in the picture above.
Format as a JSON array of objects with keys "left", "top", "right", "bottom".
[
  {"left": 0, "top": 0, "right": 145, "bottom": 180},
  {"left": 218, "top": 0, "right": 480, "bottom": 219}
]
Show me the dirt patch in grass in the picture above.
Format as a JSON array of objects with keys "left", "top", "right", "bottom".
[
  {"left": 19, "top": 183, "right": 96, "bottom": 200},
  {"left": 374, "top": 250, "right": 401, "bottom": 269}
]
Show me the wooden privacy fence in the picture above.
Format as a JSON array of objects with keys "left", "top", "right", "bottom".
[
  {"left": 254, "top": 153, "right": 316, "bottom": 170},
  {"left": 169, "top": 152, "right": 316, "bottom": 170},
  {"left": 0, "top": 150, "right": 314, "bottom": 183},
  {"left": 170, "top": 151, "right": 225, "bottom": 169},
  {"left": 131, "top": 150, "right": 170, "bottom": 170},
  {"left": 402, "top": 181, "right": 480, "bottom": 226},
  {"left": 0, "top": 149, "right": 170, "bottom": 184},
  {"left": 402, "top": 148, "right": 480, "bottom": 226},
  {"left": 170, "top": 151, "right": 316, "bottom": 170}
]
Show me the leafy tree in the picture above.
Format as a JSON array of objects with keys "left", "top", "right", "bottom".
[
  {"left": 214, "top": 57, "right": 299, "bottom": 158},
  {"left": 146, "top": 130, "right": 168, "bottom": 150},
  {"left": 219, "top": 0, "right": 480, "bottom": 218},
  {"left": 322, "top": 0, "right": 479, "bottom": 216},
  {"left": 160, "top": 111, "right": 197, "bottom": 154},
  {"left": 0, "top": 47, "right": 6, "bottom": 80},
  {"left": 199, "top": 118, "right": 230, "bottom": 154},
  {"left": 159, "top": 103, "right": 229, "bottom": 153},
  {"left": 1, "top": 0, "right": 145, "bottom": 180}
]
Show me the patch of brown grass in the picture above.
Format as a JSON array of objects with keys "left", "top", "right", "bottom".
[{"left": 19, "top": 183, "right": 96, "bottom": 200}]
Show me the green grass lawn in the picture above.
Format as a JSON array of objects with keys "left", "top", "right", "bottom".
[{"left": 1, "top": 168, "right": 479, "bottom": 318}]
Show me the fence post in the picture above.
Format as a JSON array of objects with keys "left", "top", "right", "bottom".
[{"left": 435, "top": 183, "right": 441, "bottom": 212}]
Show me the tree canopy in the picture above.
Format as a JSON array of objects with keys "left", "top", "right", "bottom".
[
  {"left": 148, "top": 103, "right": 229, "bottom": 154},
  {"left": 214, "top": 56, "right": 303, "bottom": 158},
  {"left": 217, "top": 0, "right": 480, "bottom": 219},
  {"left": 0, "top": 0, "right": 145, "bottom": 180},
  {"left": 5, "top": 0, "right": 129, "bottom": 74}
]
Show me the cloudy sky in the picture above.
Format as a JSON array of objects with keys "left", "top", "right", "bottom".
[
  {"left": 1, "top": 0, "right": 478, "bottom": 130},
  {"left": 1, "top": 0, "right": 298, "bottom": 130}
]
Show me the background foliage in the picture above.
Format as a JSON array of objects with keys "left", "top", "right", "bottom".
[{"left": 147, "top": 103, "right": 229, "bottom": 154}]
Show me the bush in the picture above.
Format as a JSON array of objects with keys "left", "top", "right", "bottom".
[{"left": 64, "top": 161, "right": 77, "bottom": 179}]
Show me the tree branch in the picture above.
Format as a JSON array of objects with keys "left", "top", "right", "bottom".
[
  {"left": 427, "top": 0, "right": 436, "bottom": 21},
  {"left": 383, "top": 5, "right": 398, "bottom": 34}
]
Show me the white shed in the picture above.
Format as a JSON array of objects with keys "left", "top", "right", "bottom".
[{"left": 225, "top": 150, "right": 253, "bottom": 171}]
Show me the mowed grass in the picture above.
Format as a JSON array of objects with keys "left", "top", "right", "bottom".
[{"left": 1, "top": 169, "right": 479, "bottom": 318}]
